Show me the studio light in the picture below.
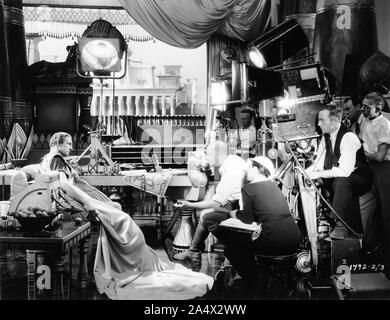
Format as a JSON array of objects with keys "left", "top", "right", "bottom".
[
  {"left": 247, "top": 19, "right": 308, "bottom": 69},
  {"left": 246, "top": 46, "right": 267, "bottom": 69},
  {"left": 76, "top": 19, "right": 127, "bottom": 78},
  {"left": 75, "top": 19, "right": 128, "bottom": 137},
  {"left": 79, "top": 38, "right": 121, "bottom": 73},
  {"left": 210, "top": 80, "right": 231, "bottom": 111}
]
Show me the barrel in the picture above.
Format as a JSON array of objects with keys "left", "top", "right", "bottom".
[
  {"left": 4, "top": 0, "right": 32, "bottom": 143},
  {"left": 282, "top": 0, "right": 317, "bottom": 65},
  {"left": 314, "top": 0, "right": 378, "bottom": 95},
  {"left": 0, "top": 0, "right": 12, "bottom": 140}
]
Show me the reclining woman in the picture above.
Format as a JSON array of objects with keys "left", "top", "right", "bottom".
[
  {"left": 202, "top": 156, "right": 301, "bottom": 297},
  {"left": 13, "top": 132, "right": 213, "bottom": 300}
]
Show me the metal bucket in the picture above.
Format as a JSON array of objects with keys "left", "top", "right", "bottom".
[{"left": 258, "top": 100, "right": 274, "bottom": 118}]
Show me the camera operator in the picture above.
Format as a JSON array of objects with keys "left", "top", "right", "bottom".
[{"left": 307, "top": 104, "right": 372, "bottom": 239}]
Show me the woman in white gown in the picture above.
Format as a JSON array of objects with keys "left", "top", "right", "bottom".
[{"left": 36, "top": 132, "right": 214, "bottom": 300}]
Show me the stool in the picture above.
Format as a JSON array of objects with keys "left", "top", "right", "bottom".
[{"left": 254, "top": 253, "right": 297, "bottom": 299}]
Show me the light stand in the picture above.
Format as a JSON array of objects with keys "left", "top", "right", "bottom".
[
  {"left": 74, "top": 20, "right": 128, "bottom": 170},
  {"left": 257, "top": 120, "right": 271, "bottom": 157},
  {"left": 256, "top": 99, "right": 274, "bottom": 157},
  {"left": 76, "top": 48, "right": 128, "bottom": 136}
]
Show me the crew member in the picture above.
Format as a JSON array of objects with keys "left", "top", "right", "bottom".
[
  {"left": 204, "top": 156, "right": 301, "bottom": 296},
  {"left": 307, "top": 104, "right": 372, "bottom": 239},
  {"left": 172, "top": 140, "right": 248, "bottom": 270},
  {"left": 360, "top": 92, "right": 390, "bottom": 279},
  {"left": 342, "top": 96, "right": 363, "bottom": 134}
]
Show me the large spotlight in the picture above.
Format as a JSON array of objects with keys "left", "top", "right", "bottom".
[
  {"left": 247, "top": 19, "right": 308, "bottom": 69},
  {"left": 246, "top": 47, "right": 267, "bottom": 69},
  {"left": 79, "top": 38, "right": 121, "bottom": 73},
  {"left": 75, "top": 19, "right": 128, "bottom": 138},
  {"left": 76, "top": 19, "right": 127, "bottom": 78}
]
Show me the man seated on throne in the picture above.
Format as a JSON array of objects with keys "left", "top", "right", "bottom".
[
  {"left": 39, "top": 132, "right": 121, "bottom": 213},
  {"left": 10, "top": 132, "right": 214, "bottom": 300}
]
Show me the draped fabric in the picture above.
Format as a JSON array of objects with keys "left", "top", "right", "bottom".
[
  {"left": 119, "top": 0, "right": 271, "bottom": 48},
  {"left": 92, "top": 200, "right": 214, "bottom": 300}
]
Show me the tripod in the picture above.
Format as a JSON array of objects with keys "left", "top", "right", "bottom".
[{"left": 75, "top": 130, "right": 115, "bottom": 174}]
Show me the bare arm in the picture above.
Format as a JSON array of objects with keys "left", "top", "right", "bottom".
[
  {"left": 176, "top": 199, "right": 228, "bottom": 211},
  {"left": 365, "top": 143, "right": 390, "bottom": 163},
  {"left": 188, "top": 200, "right": 223, "bottom": 210}
]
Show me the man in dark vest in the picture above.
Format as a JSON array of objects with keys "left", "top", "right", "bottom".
[{"left": 307, "top": 104, "right": 372, "bottom": 239}]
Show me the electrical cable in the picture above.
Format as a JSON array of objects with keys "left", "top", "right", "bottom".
[{"left": 271, "top": 114, "right": 363, "bottom": 239}]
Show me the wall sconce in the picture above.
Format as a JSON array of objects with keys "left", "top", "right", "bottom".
[{"left": 247, "top": 19, "right": 308, "bottom": 69}]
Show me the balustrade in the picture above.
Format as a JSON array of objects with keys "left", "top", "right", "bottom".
[{"left": 91, "top": 87, "right": 180, "bottom": 117}]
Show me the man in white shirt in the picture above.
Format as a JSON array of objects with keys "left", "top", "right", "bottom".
[
  {"left": 172, "top": 140, "right": 248, "bottom": 270},
  {"left": 230, "top": 109, "right": 257, "bottom": 159},
  {"left": 238, "top": 109, "right": 257, "bottom": 152},
  {"left": 359, "top": 92, "right": 390, "bottom": 279},
  {"left": 307, "top": 104, "right": 372, "bottom": 239}
]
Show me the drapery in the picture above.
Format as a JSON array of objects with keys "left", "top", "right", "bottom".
[{"left": 119, "top": 0, "right": 271, "bottom": 48}]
